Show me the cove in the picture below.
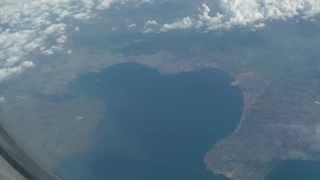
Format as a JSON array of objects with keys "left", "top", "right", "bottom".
[{"left": 59, "top": 63, "right": 242, "bottom": 180}]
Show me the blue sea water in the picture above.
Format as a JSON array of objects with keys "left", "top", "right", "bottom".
[
  {"left": 55, "top": 63, "right": 320, "bottom": 180},
  {"left": 267, "top": 160, "right": 320, "bottom": 180},
  {"left": 59, "top": 63, "right": 243, "bottom": 180}
]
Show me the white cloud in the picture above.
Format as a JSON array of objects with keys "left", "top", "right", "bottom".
[
  {"left": 145, "top": 20, "right": 159, "bottom": 26},
  {"left": 0, "top": 61, "right": 34, "bottom": 81},
  {"left": 2, "top": 0, "right": 319, "bottom": 81},
  {"left": 143, "top": 19, "right": 160, "bottom": 33},
  {"left": 97, "top": 0, "right": 115, "bottom": 10},
  {"left": 0, "top": 0, "right": 150, "bottom": 82},
  {"left": 160, "top": 17, "right": 194, "bottom": 32},
  {"left": 156, "top": 0, "right": 320, "bottom": 32},
  {"left": 0, "top": 0, "right": 93, "bottom": 81},
  {"left": 128, "top": 23, "right": 137, "bottom": 29}
]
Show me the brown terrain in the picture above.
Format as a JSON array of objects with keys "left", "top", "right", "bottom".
[{"left": 205, "top": 69, "right": 320, "bottom": 180}]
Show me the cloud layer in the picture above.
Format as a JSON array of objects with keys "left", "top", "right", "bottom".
[
  {"left": 158, "top": 0, "right": 320, "bottom": 32},
  {"left": 0, "top": 0, "right": 150, "bottom": 81},
  {"left": 1, "top": 0, "right": 320, "bottom": 81}
]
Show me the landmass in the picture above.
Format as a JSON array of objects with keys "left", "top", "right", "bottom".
[
  {"left": 205, "top": 67, "right": 320, "bottom": 180},
  {"left": 0, "top": 20, "right": 318, "bottom": 180}
]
